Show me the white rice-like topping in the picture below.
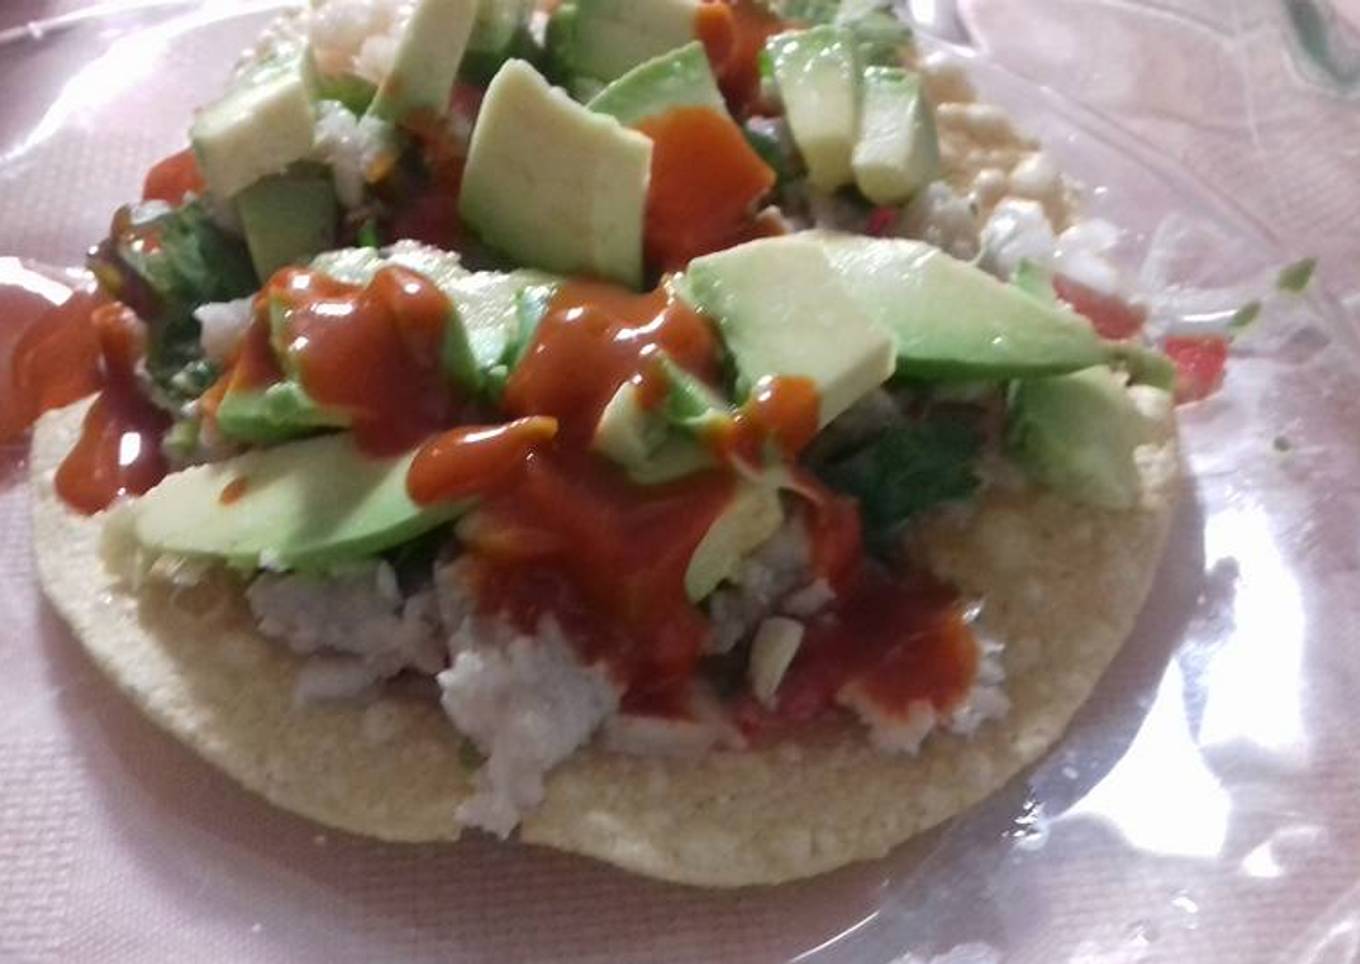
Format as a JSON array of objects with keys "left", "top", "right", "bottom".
[
  {"left": 308, "top": 0, "right": 415, "bottom": 85},
  {"left": 838, "top": 631, "right": 1010, "bottom": 753},
  {"left": 247, "top": 562, "right": 445, "bottom": 684},
  {"left": 979, "top": 197, "right": 1056, "bottom": 280},
  {"left": 294, "top": 654, "right": 384, "bottom": 704},
  {"left": 899, "top": 182, "right": 981, "bottom": 262},
  {"left": 439, "top": 620, "right": 620, "bottom": 837},
  {"left": 194, "top": 297, "right": 254, "bottom": 364},
  {"left": 311, "top": 101, "right": 396, "bottom": 209}
]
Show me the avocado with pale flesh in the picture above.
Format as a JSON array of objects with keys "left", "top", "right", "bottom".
[
  {"left": 592, "top": 355, "right": 728, "bottom": 474},
  {"left": 571, "top": 0, "right": 702, "bottom": 83},
  {"left": 852, "top": 67, "right": 939, "bottom": 205},
  {"left": 191, "top": 52, "right": 318, "bottom": 201},
  {"left": 587, "top": 42, "right": 725, "bottom": 126},
  {"left": 460, "top": 60, "right": 652, "bottom": 288},
  {"left": 684, "top": 476, "right": 784, "bottom": 601},
  {"left": 235, "top": 167, "right": 339, "bottom": 281},
  {"left": 1008, "top": 366, "right": 1163, "bottom": 510},
  {"left": 132, "top": 431, "right": 466, "bottom": 571},
  {"left": 812, "top": 232, "right": 1108, "bottom": 379},
  {"left": 683, "top": 236, "right": 897, "bottom": 427},
  {"left": 216, "top": 380, "right": 349, "bottom": 446},
  {"left": 367, "top": 0, "right": 480, "bottom": 122},
  {"left": 766, "top": 27, "right": 860, "bottom": 192}
]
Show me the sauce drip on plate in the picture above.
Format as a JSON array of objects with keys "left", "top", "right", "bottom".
[{"left": 53, "top": 304, "right": 171, "bottom": 514}]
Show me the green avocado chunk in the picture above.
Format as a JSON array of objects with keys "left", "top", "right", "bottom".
[
  {"left": 367, "top": 0, "right": 479, "bottom": 122},
  {"left": 1007, "top": 366, "right": 1162, "bottom": 510},
  {"left": 766, "top": 27, "right": 861, "bottom": 192},
  {"left": 216, "top": 380, "right": 349, "bottom": 446},
  {"left": 587, "top": 42, "right": 725, "bottom": 126},
  {"left": 812, "top": 232, "right": 1108, "bottom": 379},
  {"left": 235, "top": 167, "right": 339, "bottom": 281},
  {"left": 592, "top": 354, "right": 727, "bottom": 477},
  {"left": 851, "top": 67, "right": 939, "bottom": 205},
  {"left": 132, "top": 431, "right": 466, "bottom": 571},
  {"left": 460, "top": 60, "right": 652, "bottom": 287},
  {"left": 683, "top": 236, "right": 897, "bottom": 426},
  {"left": 684, "top": 475, "right": 784, "bottom": 601},
  {"left": 571, "top": 0, "right": 701, "bottom": 84},
  {"left": 190, "top": 51, "right": 318, "bottom": 202}
]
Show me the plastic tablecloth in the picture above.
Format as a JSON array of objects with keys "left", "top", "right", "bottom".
[{"left": 1, "top": 1, "right": 1358, "bottom": 960}]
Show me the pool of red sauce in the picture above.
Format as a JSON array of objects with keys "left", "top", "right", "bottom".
[{"left": 51, "top": 304, "right": 172, "bottom": 514}]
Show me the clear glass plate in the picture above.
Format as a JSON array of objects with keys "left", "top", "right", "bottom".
[{"left": 2, "top": 3, "right": 1357, "bottom": 961}]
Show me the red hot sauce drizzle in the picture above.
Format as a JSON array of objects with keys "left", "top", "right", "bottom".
[
  {"left": 270, "top": 265, "right": 465, "bottom": 455},
  {"left": 53, "top": 304, "right": 171, "bottom": 514},
  {"left": 408, "top": 281, "right": 740, "bottom": 707}
]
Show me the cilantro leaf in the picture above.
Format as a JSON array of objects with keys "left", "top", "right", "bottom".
[
  {"left": 89, "top": 201, "right": 257, "bottom": 404},
  {"left": 818, "top": 415, "right": 982, "bottom": 554}
]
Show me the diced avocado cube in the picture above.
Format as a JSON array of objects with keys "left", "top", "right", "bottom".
[
  {"left": 594, "top": 381, "right": 670, "bottom": 467},
  {"left": 216, "top": 380, "right": 349, "bottom": 445},
  {"left": 191, "top": 55, "right": 318, "bottom": 200},
  {"left": 462, "top": 0, "right": 537, "bottom": 85},
  {"left": 851, "top": 67, "right": 939, "bottom": 205},
  {"left": 588, "top": 42, "right": 726, "bottom": 127},
  {"left": 368, "top": 0, "right": 480, "bottom": 122},
  {"left": 683, "top": 236, "right": 896, "bottom": 426},
  {"left": 685, "top": 476, "right": 784, "bottom": 601},
  {"left": 132, "top": 431, "right": 466, "bottom": 571},
  {"left": 813, "top": 232, "right": 1108, "bottom": 379},
  {"left": 1008, "top": 366, "right": 1163, "bottom": 510},
  {"left": 592, "top": 355, "right": 728, "bottom": 473},
  {"left": 235, "top": 167, "right": 339, "bottom": 281},
  {"left": 460, "top": 60, "right": 652, "bottom": 288},
  {"left": 447, "top": 269, "right": 557, "bottom": 379},
  {"left": 766, "top": 27, "right": 860, "bottom": 192},
  {"left": 572, "top": 0, "right": 701, "bottom": 83}
]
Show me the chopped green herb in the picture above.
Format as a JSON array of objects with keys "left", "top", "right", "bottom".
[
  {"left": 1276, "top": 257, "right": 1317, "bottom": 294},
  {"left": 1229, "top": 300, "right": 1262, "bottom": 332},
  {"left": 819, "top": 414, "right": 982, "bottom": 555}
]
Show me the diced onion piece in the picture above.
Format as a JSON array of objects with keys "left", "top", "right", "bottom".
[{"left": 748, "top": 616, "right": 804, "bottom": 708}]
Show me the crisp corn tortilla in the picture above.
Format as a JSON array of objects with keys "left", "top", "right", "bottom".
[{"left": 30, "top": 398, "right": 1178, "bottom": 886}]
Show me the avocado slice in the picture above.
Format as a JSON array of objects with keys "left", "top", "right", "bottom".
[
  {"left": 852, "top": 67, "right": 939, "bottom": 205},
  {"left": 592, "top": 355, "right": 728, "bottom": 475},
  {"left": 191, "top": 52, "right": 318, "bottom": 201},
  {"left": 587, "top": 42, "right": 725, "bottom": 126},
  {"left": 460, "top": 60, "right": 653, "bottom": 288},
  {"left": 132, "top": 431, "right": 466, "bottom": 572},
  {"left": 216, "top": 380, "right": 349, "bottom": 446},
  {"left": 367, "top": 0, "right": 480, "bottom": 122},
  {"left": 766, "top": 27, "right": 860, "bottom": 192},
  {"left": 683, "top": 236, "right": 897, "bottom": 426},
  {"left": 1007, "top": 366, "right": 1162, "bottom": 510},
  {"left": 235, "top": 167, "right": 339, "bottom": 281},
  {"left": 571, "top": 0, "right": 702, "bottom": 84},
  {"left": 684, "top": 476, "right": 784, "bottom": 601},
  {"left": 812, "top": 232, "right": 1108, "bottom": 379}
]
